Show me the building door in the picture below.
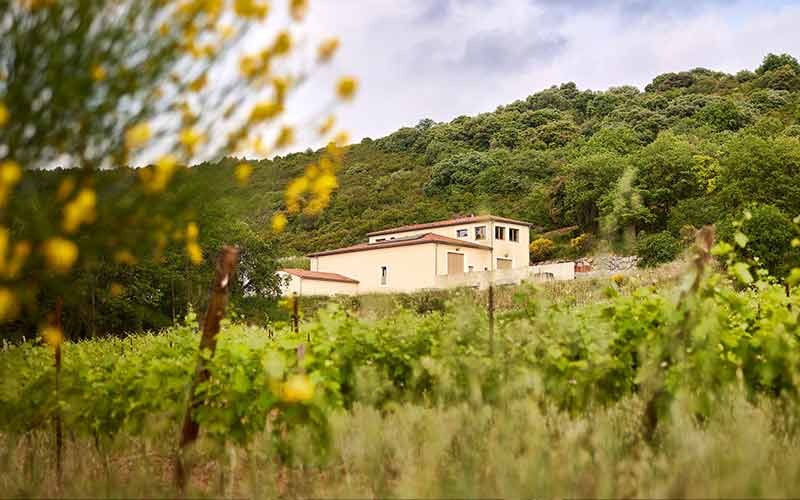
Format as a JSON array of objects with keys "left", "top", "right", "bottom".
[
  {"left": 447, "top": 252, "right": 464, "bottom": 275},
  {"left": 496, "top": 258, "right": 512, "bottom": 270}
]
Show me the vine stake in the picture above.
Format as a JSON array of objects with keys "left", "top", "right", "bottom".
[{"left": 174, "top": 245, "right": 239, "bottom": 493}]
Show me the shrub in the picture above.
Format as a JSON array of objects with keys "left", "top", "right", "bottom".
[
  {"left": 570, "top": 233, "right": 594, "bottom": 254},
  {"left": 635, "top": 231, "right": 682, "bottom": 267},
  {"left": 718, "top": 204, "right": 800, "bottom": 279},
  {"left": 530, "top": 238, "right": 556, "bottom": 262}
]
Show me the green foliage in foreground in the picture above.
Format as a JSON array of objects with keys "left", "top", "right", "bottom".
[{"left": 3, "top": 255, "right": 800, "bottom": 452}]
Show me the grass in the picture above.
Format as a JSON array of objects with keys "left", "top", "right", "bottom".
[{"left": 3, "top": 391, "right": 799, "bottom": 498}]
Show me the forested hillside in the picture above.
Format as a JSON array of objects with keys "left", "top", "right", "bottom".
[
  {"left": 190, "top": 53, "right": 800, "bottom": 259},
  {"left": 16, "top": 53, "right": 800, "bottom": 339}
]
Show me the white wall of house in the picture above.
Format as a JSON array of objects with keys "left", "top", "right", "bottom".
[
  {"left": 278, "top": 272, "right": 359, "bottom": 296},
  {"left": 311, "top": 244, "right": 439, "bottom": 293},
  {"left": 367, "top": 220, "right": 530, "bottom": 270}
]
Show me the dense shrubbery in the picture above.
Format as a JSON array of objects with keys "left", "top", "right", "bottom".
[{"left": 635, "top": 231, "right": 682, "bottom": 267}]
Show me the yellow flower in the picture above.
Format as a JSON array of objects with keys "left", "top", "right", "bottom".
[
  {"left": 219, "top": 24, "right": 236, "bottom": 40},
  {"left": 290, "top": 0, "right": 308, "bottom": 21},
  {"left": 0, "top": 161, "right": 22, "bottom": 207},
  {"left": 317, "top": 38, "right": 339, "bottom": 62},
  {"left": 186, "top": 241, "right": 203, "bottom": 265},
  {"left": 319, "top": 115, "right": 335, "bottom": 135},
  {"left": 239, "top": 54, "right": 260, "bottom": 78},
  {"left": 272, "top": 77, "right": 289, "bottom": 102},
  {"left": 0, "top": 229, "right": 31, "bottom": 279},
  {"left": 42, "top": 238, "right": 79, "bottom": 274},
  {"left": 234, "top": 0, "right": 269, "bottom": 18},
  {"left": 272, "top": 31, "right": 292, "bottom": 56},
  {"left": 274, "top": 126, "right": 294, "bottom": 149},
  {"left": 40, "top": 325, "right": 63, "bottom": 349},
  {"left": 179, "top": 128, "right": 205, "bottom": 154},
  {"left": 0, "top": 287, "right": 19, "bottom": 322},
  {"left": 62, "top": 188, "right": 96, "bottom": 233},
  {"left": 125, "top": 122, "right": 152, "bottom": 149},
  {"left": 56, "top": 177, "right": 76, "bottom": 200},
  {"left": 282, "top": 374, "right": 314, "bottom": 402},
  {"left": 90, "top": 64, "right": 107, "bottom": 81},
  {"left": 249, "top": 101, "right": 282, "bottom": 123},
  {"left": 189, "top": 72, "right": 207, "bottom": 92},
  {"left": 271, "top": 213, "right": 287, "bottom": 232},
  {"left": 143, "top": 155, "right": 179, "bottom": 193},
  {"left": 0, "top": 102, "right": 8, "bottom": 127},
  {"left": 186, "top": 222, "right": 199, "bottom": 240},
  {"left": 336, "top": 77, "right": 358, "bottom": 101},
  {"left": 109, "top": 282, "right": 125, "bottom": 297},
  {"left": 235, "top": 163, "right": 253, "bottom": 185},
  {"left": 114, "top": 249, "right": 137, "bottom": 265}
]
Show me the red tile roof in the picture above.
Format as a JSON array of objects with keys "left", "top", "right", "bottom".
[
  {"left": 366, "top": 215, "right": 531, "bottom": 237},
  {"left": 307, "top": 232, "right": 492, "bottom": 257},
  {"left": 279, "top": 268, "right": 359, "bottom": 283}
]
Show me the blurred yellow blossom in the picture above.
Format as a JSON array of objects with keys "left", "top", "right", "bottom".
[
  {"left": 114, "top": 249, "right": 137, "bottom": 265},
  {"left": 234, "top": 0, "right": 269, "bottom": 19},
  {"left": 272, "top": 31, "right": 292, "bottom": 56},
  {"left": 62, "top": 188, "right": 96, "bottom": 233},
  {"left": 275, "top": 125, "right": 294, "bottom": 149},
  {"left": 336, "top": 76, "right": 358, "bottom": 100},
  {"left": 239, "top": 54, "right": 259, "bottom": 78},
  {"left": 290, "top": 0, "right": 308, "bottom": 21},
  {"left": 0, "top": 102, "right": 8, "bottom": 127},
  {"left": 282, "top": 374, "right": 314, "bottom": 402},
  {"left": 0, "top": 287, "right": 19, "bottom": 322},
  {"left": 42, "top": 238, "right": 79, "bottom": 273},
  {"left": 179, "top": 127, "right": 205, "bottom": 154},
  {"left": 186, "top": 241, "right": 203, "bottom": 264},
  {"left": 90, "top": 64, "right": 107, "bottom": 81},
  {"left": 143, "top": 154, "right": 180, "bottom": 193},
  {"left": 317, "top": 38, "right": 339, "bottom": 62},
  {"left": 235, "top": 163, "right": 253, "bottom": 184},
  {"left": 41, "top": 325, "right": 63, "bottom": 349},
  {"left": 271, "top": 213, "right": 287, "bottom": 232},
  {"left": 0, "top": 160, "right": 22, "bottom": 207},
  {"left": 109, "top": 283, "right": 125, "bottom": 297},
  {"left": 186, "top": 222, "right": 199, "bottom": 240},
  {"left": 189, "top": 72, "right": 208, "bottom": 92},
  {"left": 319, "top": 115, "right": 335, "bottom": 135},
  {"left": 125, "top": 122, "right": 152, "bottom": 149},
  {"left": 56, "top": 176, "right": 76, "bottom": 201},
  {"left": 249, "top": 101, "right": 282, "bottom": 123},
  {"left": 0, "top": 228, "right": 31, "bottom": 279}
]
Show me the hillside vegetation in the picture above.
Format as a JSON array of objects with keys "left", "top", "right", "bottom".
[
  {"left": 14, "top": 53, "right": 800, "bottom": 340},
  {"left": 187, "top": 53, "right": 800, "bottom": 261}
]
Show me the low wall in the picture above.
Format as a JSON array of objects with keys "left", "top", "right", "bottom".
[{"left": 433, "top": 261, "right": 574, "bottom": 290}]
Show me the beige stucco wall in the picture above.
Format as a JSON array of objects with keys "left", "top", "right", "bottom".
[
  {"left": 311, "top": 244, "right": 439, "bottom": 293},
  {"left": 368, "top": 220, "right": 530, "bottom": 270},
  {"left": 434, "top": 244, "right": 492, "bottom": 275},
  {"left": 278, "top": 272, "right": 358, "bottom": 296}
]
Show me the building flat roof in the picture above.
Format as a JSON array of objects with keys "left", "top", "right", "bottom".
[
  {"left": 366, "top": 214, "right": 532, "bottom": 237},
  {"left": 279, "top": 268, "right": 359, "bottom": 283},
  {"left": 307, "top": 232, "right": 492, "bottom": 258}
]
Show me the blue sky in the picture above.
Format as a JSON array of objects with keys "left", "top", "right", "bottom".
[{"left": 281, "top": 0, "right": 800, "bottom": 149}]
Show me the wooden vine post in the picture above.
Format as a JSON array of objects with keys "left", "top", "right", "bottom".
[
  {"left": 174, "top": 245, "right": 239, "bottom": 492},
  {"left": 488, "top": 284, "right": 495, "bottom": 356}
]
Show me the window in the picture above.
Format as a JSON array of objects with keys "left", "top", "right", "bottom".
[
  {"left": 495, "top": 226, "right": 505, "bottom": 240},
  {"left": 456, "top": 228, "right": 468, "bottom": 238},
  {"left": 375, "top": 238, "right": 386, "bottom": 242},
  {"left": 474, "top": 226, "right": 487, "bottom": 240},
  {"left": 380, "top": 266, "right": 388, "bottom": 286},
  {"left": 509, "top": 228, "right": 519, "bottom": 242},
  {"left": 468, "top": 265, "right": 474, "bottom": 272}
]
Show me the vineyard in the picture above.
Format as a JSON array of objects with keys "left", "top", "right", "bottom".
[{"left": 3, "top": 230, "right": 800, "bottom": 497}]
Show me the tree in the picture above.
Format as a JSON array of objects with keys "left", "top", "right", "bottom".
[
  {"left": 558, "top": 152, "right": 627, "bottom": 230},
  {"left": 633, "top": 131, "right": 700, "bottom": 230},
  {"left": 1, "top": 0, "right": 353, "bottom": 334},
  {"left": 756, "top": 53, "right": 800, "bottom": 75}
]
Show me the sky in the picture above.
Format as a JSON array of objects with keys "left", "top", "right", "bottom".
[{"left": 280, "top": 0, "right": 800, "bottom": 149}]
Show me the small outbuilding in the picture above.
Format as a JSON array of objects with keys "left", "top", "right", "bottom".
[{"left": 278, "top": 268, "right": 359, "bottom": 296}]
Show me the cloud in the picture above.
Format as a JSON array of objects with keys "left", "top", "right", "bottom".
[{"left": 278, "top": 0, "right": 800, "bottom": 151}]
